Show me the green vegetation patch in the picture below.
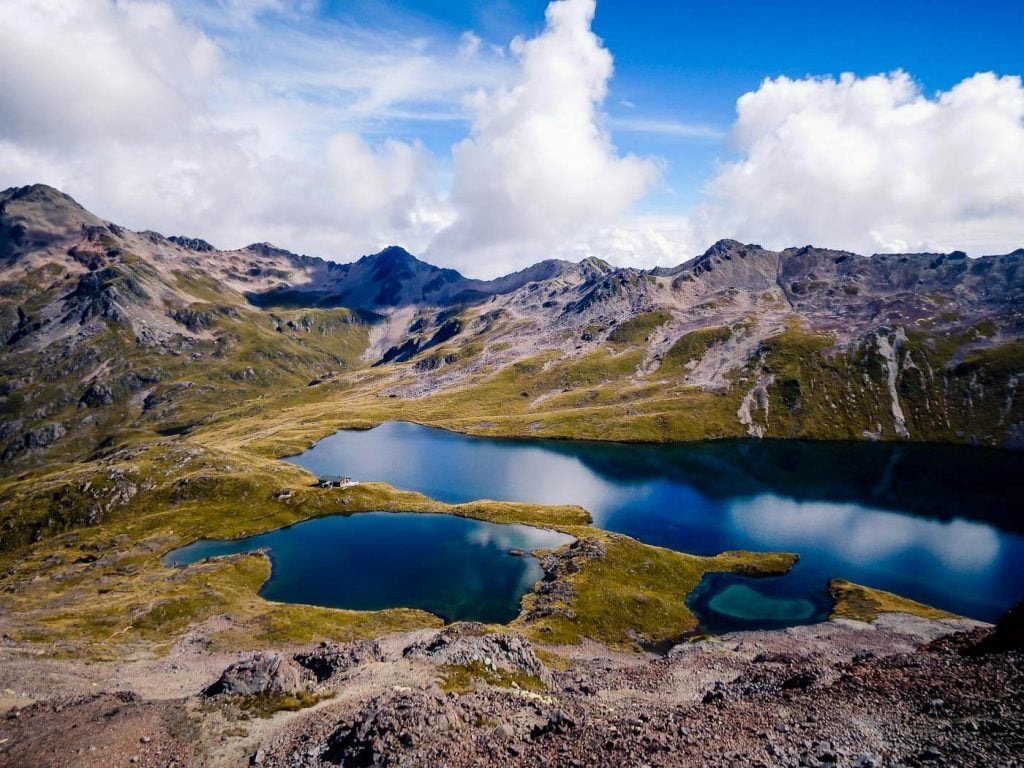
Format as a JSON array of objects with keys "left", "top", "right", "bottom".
[
  {"left": 517, "top": 532, "right": 797, "bottom": 650},
  {"left": 439, "top": 660, "right": 547, "bottom": 694},
  {"left": 661, "top": 326, "right": 733, "bottom": 371},
  {"left": 608, "top": 310, "right": 672, "bottom": 345},
  {"left": 232, "top": 690, "right": 335, "bottom": 718},
  {"left": 828, "top": 578, "right": 957, "bottom": 622}
]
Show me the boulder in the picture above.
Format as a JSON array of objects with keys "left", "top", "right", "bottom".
[
  {"left": 324, "top": 691, "right": 462, "bottom": 766},
  {"left": 205, "top": 653, "right": 311, "bottom": 697},
  {"left": 294, "top": 640, "right": 386, "bottom": 682},
  {"left": 968, "top": 601, "right": 1024, "bottom": 654},
  {"left": 80, "top": 381, "right": 114, "bottom": 408},
  {"left": 403, "top": 625, "right": 552, "bottom": 686},
  {"left": 24, "top": 423, "right": 66, "bottom": 449}
]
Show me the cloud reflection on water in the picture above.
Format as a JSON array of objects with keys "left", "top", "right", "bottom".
[
  {"left": 465, "top": 521, "right": 573, "bottom": 552},
  {"left": 728, "top": 495, "right": 1001, "bottom": 572}
]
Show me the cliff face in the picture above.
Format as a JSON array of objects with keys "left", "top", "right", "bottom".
[{"left": 0, "top": 183, "right": 1022, "bottom": 470}]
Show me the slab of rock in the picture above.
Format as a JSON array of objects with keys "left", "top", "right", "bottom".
[
  {"left": 324, "top": 691, "right": 464, "bottom": 766},
  {"left": 968, "top": 601, "right": 1023, "bottom": 654},
  {"left": 294, "top": 640, "right": 386, "bottom": 682},
  {"left": 80, "top": 381, "right": 114, "bottom": 408},
  {"left": 204, "top": 653, "right": 311, "bottom": 697},
  {"left": 403, "top": 625, "right": 552, "bottom": 686}
]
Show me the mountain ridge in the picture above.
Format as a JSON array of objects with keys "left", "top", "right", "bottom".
[{"left": 0, "top": 183, "right": 1022, "bottom": 473}]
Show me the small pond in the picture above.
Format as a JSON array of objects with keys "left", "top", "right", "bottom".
[
  {"left": 686, "top": 572, "right": 834, "bottom": 634},
  {"left": 165, "top": 512, "right": 573, "bottom": 624}
]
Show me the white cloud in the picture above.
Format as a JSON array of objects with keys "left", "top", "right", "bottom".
[
  {"left": 427, "top": 0, "right": 659, "bottom": 276},
  {"left": 3, "top": 1, "right": 1019, "bottom": 277},
  {"left": 573, "top": 70, "right": 1024, "bottom": 268},
  {"left": 697, "top": 70, "right": 1024, "bottom": 256},
  {"left": 729, "top": 495, "right": 1001, "bottom": 572},
  {"left": 0, "top": 0, "right": 499, "bottom": 257},
  {"left": 457, "top": 31, "right": 482, "bottom": 63},
  {"left": 608, "top": 117, "right": 724, "bottom": 140},
  {"left": 553, "top": 217, "right": 695, "bottom": 269}
]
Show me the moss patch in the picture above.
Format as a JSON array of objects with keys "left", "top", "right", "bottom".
[
  {"left": 828, "top": 578, "right": 957, "bottom": 622},
  {"left": 662, "top": 326, "right": 733, "bottom": 371},
  {"left": 232, "top": 690, "right": 335, "bottom": 718},
  {"left": 608, "top": 311, "right": 672, "bottom": 345},
  {"left": 439, "top": 660, "right": 547, "bottom": 694}
]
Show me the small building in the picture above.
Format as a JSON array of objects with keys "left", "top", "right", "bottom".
[{"left": 316, "top": 474, "right": 359, "bottom": 489}]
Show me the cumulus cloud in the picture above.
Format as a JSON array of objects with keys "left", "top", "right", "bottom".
[
  {"left": 0, "top": 0, "right": 658, "bottom": 272},
  {"left": 696, "top": 70, "right": 1024, "bottom": 256},
  {"left": 457, "top": 31, "right": 483, "bottom": 63},
  {"left": 428, "top": 0, "right": 659, "bottom": 276},
  {"left": 553, "top": 218, "right": 695, "bottom": 269},
  {"left": 0, "top": 0, "right": 490, "bottom": 257}
]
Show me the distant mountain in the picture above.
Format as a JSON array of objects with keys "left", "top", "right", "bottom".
[{"left": 0, "top": 183, "right": 1022, "bottom": 470}]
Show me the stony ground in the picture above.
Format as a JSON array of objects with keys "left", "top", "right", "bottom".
[{"left": 0, "top": 614, "right": 1020, "bottom": 768}]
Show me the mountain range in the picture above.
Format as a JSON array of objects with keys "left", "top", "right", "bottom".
[{"left": 1, "top": 182, "right": 1022, "bottom": 471}]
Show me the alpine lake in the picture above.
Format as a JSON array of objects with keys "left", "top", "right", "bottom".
[{"left": 167, "top": 422, "right": 1024, "bottom": 632}]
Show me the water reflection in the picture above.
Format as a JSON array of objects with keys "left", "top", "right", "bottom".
[
  {"left": 686, "top": 572, "right": 833, "bottom": 634},
  {"left": 708, "top": 585, "right": 817, "bottom": 622},
  {"left": 728, "top": 496, "right": 1002, "bottom": 572},
  {"left": 165, "top": 512, "right": 573, "bottom": 624},
  {"left": 285, "top": 422, "right": 1024, "bottom": 621}
]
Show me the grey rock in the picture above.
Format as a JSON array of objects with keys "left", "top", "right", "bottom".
[
  {"left": 205, "top": 653, "right": 311, "bottom": 697},
  {"left": 79, "top": 381, "right": 114, "bottom": 408},
  {"left": 294, "top": 640, "right": 385, "bottom": 682},
  {"left": 404, "top": 625, "right": 552, "bottom": 686}
]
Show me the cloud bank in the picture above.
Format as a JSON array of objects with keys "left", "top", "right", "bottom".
[
  {"left": 698, "top": 70, "right": 1024, "bottom": 257},
  {"left": 0, "top": 0, "right": 1021, "bottom": 276},
  {"left": 0, "top": 0, "right": 474, "bottom": 257}
]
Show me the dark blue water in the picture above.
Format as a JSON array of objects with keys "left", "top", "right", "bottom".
[
  {"left": 286, "top": 422, "right": 1024, "bottom": 625},
  {"left": 165, "top": 512, "right": 573, "bottom": 623}
]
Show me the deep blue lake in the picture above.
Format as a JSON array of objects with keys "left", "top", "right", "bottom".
[
  {"left": 165, "top": 512, "right": 572, "bottom": 624},
  {"left": 284, "top": 422, "right": 1024, "bottom": 626}
]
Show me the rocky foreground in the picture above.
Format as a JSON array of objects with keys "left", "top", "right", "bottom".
[{"left": 0, "top": 609, "right": 1021, "bottom": 768}]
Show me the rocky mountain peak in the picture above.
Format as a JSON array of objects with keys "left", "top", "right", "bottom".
[
  {"left": 243, "top": 242, "right": 299, "bottom": 259},
  {"left": 1, "top": 184, "right": 106, "bottom": 262},
  {"left": 168, "top": 236, "right": 215, "bottom": 252},
  {"left": 368, "top": 245, "right": 417, "bottom": 264},
  {"left": 1, "top": 183, "right": 86, "bottom": 212},
  {"left": 361, "top": 246, "right": 418, "bottom": 277},
  {"left": 698, "top": 239, "right": 747, "bottom": 260}
]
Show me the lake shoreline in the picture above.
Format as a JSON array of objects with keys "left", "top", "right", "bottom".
[{"left": 283, "top": 421, "right": 1024, "bottom": 622}]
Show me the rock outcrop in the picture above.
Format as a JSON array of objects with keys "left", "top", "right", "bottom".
[
  {"left": 403, "top": 626, "right": 552, "bottom": 687},
  {"left": 294, "top": 641, "right": 387, "bottom": 683},
  {"left": 205, "top": 653, "right": 311, "bottom": 697}
]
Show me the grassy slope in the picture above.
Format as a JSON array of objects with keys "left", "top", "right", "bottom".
[
  {"left": 607, "top": 310, "right": 672, "bottom": 345},
  {"left": 516, "top": 534, "right": 797, "bottom": 649},
  {"left": 0, "top": 261, "right": 372, "bottom": 469},
  {"left": 829, "top": 579, "right": 957, "bottom": 622},
  {"left": 660, "top": 326, "right": 734, "bottom": 372},
  {"left": 189, "top": 321, "right": 1024, "bottom": 462}
]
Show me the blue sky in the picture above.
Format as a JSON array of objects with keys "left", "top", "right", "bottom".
[
  {"left": 316, "top": 0, "right": 1024, "bottom": 211},
  {"left": 2, "top": 0, "right": 1022, "bottom": 276}
]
